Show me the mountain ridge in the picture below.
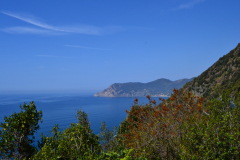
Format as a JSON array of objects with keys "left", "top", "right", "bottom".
[{"left": 94, "top": 78, "right": 194, "bottom": 97}]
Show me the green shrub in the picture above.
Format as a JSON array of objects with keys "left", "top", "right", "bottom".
[
  {"left": 33, "top": 109, "right": 101, "bottom": 159},
  {"left": 99, "top": 121, "right": 117, "bottom": 151},
  {"left": 33, "top": 123, "right": 101, "bottom": 159},
  {"left": 0, "top": 102, "right": 42, "bottom": 159},
  {"left": 180, "top": 89, "right": 240, "bottom": 159}
]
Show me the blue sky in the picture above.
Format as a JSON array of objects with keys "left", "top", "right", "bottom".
[{"left": 1, "top": 0, "right": 240, "bottom": 94}]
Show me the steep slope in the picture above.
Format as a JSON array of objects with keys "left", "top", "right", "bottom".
[
  {"left": 182, "top": 43, "right": 240, "bottom": 98},
  {"left": 94, "top": 78, "right": 193, "bottom": 97}
]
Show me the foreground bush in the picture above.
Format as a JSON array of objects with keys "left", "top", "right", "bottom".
[
  {"left": 117, "top": 87, "right": 240, "bottom": 159},
  {"left": 118, "top": 89, "right": 207, "bottom": 159},
  {"left": 180, "top": 88, "right": 240, "bottom": 159},
  {"left": 0, "top": 102, "right": 42, "bottom": 159},
  {"left": 33, "top": 123, "right": 102, "bottom": 159},
  {"left": 0, "top": 104, "right": 135, "bottom": 159},
  {"left": 33, "top": 109, "right": 102, "bottom": 159},
  {"left": 34, "top": 109, "right": 135, "bottom": 160}
]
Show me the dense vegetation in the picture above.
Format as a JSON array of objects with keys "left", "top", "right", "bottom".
[
  {"left": 1, "top": 86, "right": 240, "bottom": 159},
  {"left": 0, "top": 102, "right": 42, "bottom": 159}
]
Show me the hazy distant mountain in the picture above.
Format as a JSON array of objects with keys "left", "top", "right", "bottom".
[
  {"left": 181, "top": 43, "right": 240, "bottom": 98},
  {"left": 94, "top": 78, "right": 194, "bottom": 97}
]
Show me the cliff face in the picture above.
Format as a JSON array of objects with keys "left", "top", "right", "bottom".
[
  {"left": 182, "top": 43, "right": 240, "bottom": 98},
  {"left": 94, "top": 78, "right": 193, "bottom": 97}
]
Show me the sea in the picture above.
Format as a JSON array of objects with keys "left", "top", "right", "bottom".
[{"left": 0, "top": 93, "right": 167, "bottom": 146}]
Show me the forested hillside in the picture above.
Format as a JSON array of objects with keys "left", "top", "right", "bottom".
[{"left": 182, "top": 43, "right": 240, "bottom": 98}]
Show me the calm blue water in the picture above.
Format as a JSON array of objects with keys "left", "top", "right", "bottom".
[{"left": 0, "top": 93, "right": 167, "bottom": 146}]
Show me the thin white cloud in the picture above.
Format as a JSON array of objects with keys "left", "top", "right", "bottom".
[
  {"left": 1, "top": 27, "right": 61, "bottom": 35},
  {"left": 2, "top": 11, "right": 54, "bottom": 29},
  {"left": 64, "top": 45, "right": 112, "bottom": 51},
  {"left": 1, "top": 11, "right": 120, "bottom": 35},
  {"left": 172, "top": 0, "right": 206, "bottom": 11},
  {"left": 36, "top": 55, "right": 74, "bottom": 58}
]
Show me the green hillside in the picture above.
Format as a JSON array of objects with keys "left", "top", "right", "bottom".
[{"left": 181, "top": 43, "right": 240, "bottom": 98}]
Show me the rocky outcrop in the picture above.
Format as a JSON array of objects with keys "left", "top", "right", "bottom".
[{"left": 94, "top": 78, "right": 193, "bottom": 97}]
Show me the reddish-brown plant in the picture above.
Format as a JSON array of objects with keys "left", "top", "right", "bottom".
[{"left": 120, "top": 88, "right": 207, "bottom": 159}]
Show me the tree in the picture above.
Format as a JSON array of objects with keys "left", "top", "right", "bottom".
[
  {"left": 99, "top": 121, "right": 117, "bottom": 151},
  {"left": 33, "top": 123, "right": 102, "bottom": 159},
  {"left": 34, "top": 108, "right": 102, "bottom": 159},
  {"left": 0, "top": 101, "right": 43, "bottom": 159}
]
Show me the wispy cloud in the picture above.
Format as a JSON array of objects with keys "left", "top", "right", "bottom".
[
  {"left": 64, "top": 45, "right": 112, "bottom": 51},
  {"left": 36, "top": 55, "right": 74, "bottom": 58},
  {"left": 2, "top": 11, "right": 54, "bottom": 29},
  {"left": 171, "top": 0, "right": 206, "bottom": 11},
  {"left": 1, "top": 27, "right": 61, "bottom": 35},
  {"left": 1, "top": 11, "right": 122, "bottom": 35}
]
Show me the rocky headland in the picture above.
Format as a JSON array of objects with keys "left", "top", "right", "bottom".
[{"left": 94, "top": 78, "right": 194, "bottom": 97}]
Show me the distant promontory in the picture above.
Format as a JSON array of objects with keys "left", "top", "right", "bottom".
[{"left": 94, "top": 78, "right": 194, "bottom": 97}]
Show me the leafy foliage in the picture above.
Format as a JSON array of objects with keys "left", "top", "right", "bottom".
[
  {"left": 34, "top": 108, "right": 138, "bottom": 160},
  {"left": 99, "top": 121, "right": 117, "bottom": 151},
  {"left": 117, "top": 89, "right": 207, "bottom": 159},
  {"left": 180, "top": 88, "right": 240, "bottom": 159},
  {"left": 33, "top": 123, "right": 102, "bottom": 159},
  {"left": 76, "top": 108, "right": 90, "bottom": 128},
  {"left": 33, "top": 109, "right": 101, "bottom": 159},
  {"left": 116, "top": 87, "right": 240, "bottom": 159},
  {"left": 0, "top": 101, "right": 42, "bottom": 159}
]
